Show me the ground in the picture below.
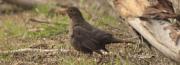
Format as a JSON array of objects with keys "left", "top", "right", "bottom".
[{"left": 0, "top": 0, "right": 179, "bottom": 65}]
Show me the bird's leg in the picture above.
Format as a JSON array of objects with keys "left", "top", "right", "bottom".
[
  {"left": 95, "top": 49, "right": 110, "bottom": 56},
  {"left": 103, "top": 48, "right": 109, "bottom": 53},
  {"left": 87, "top": 52, "right": 93, "bottom": 58},
  {"left": 96, "top": 56, "right": 103, "bottom": 65},
  {"left": 96, "top": 50, "right": 110, "bottom": 65},
  {"left": 94, "top": 50, "right": 103, "bottom": 64},
  {"left": 100, "top": 50, "right": 109, "bottom": 55},
  {"left": 101, "top": 47, "right": 111, "bottom": 55},
  {"left": 95, "top": 50, "right": 103, "bottom": 55}
]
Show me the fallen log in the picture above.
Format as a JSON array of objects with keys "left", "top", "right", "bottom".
[
  {"left": 114, "top": 0, "right": 180, "bottom": 63},
  {"left": 127, "top": 18, "right": 180, "bottom": 62},
  {"left": 2, "top": 0, "right": 50, "bottom": 8}
]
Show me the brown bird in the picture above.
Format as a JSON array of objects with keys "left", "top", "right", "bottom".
[
  {"left": 140, "top": 0, "right": 177, "bottom": 21},
  {"left": 65, "top": 6, "right": 133, "bottom": 55}
]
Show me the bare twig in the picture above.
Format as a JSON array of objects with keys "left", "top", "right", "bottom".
[
  {"left": 0, "top": 48, "right": 70, "bottom": 54},
  {"left": 29, "top": 18, "right": 51, "bottom": 24}
]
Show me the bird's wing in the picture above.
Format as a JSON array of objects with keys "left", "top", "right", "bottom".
[
  {"left": 72, "top": 26, "right": 101, "bottom": 50},
  {"left": 92, "top": 28, "right": 114, "bottom": 43}
]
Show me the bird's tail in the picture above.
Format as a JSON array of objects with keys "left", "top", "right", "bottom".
[{"left": 111, "top": 38, "right": 135, "bottom": 43}]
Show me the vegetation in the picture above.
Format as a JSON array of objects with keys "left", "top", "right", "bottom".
[
  {"left": 0, "top": 0, "right": 177, "bottom": 65},
  {"left": 0, "top": 2, "right": 125, "bottom": 65}
]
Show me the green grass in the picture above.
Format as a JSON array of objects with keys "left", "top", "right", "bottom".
[
  {"left": 56, "top": 55, "right": 125, "bottom": 65},
  {"left": 0, "top": 54, "right": 11, "bottom": 61},
  {"left": 27, "top": 15, "right": 69, "bottom": 38},
  {"left": 94, "top": 15, "right": 118, "bottom": 27},
  {"left": 0, "top": 2, "right": 130, "bottom": 65},
  {"left": 27, "top": 4, "right": 69, "bottom": 38},
  {"left": 34, "top": 3, "right": 56, "bottom": 16},
  {"left": 0, "top": 19, "right": 27, "bottom": 40},
  {"left": 58, "top": 56, "right": 96, "bottom": 65}
]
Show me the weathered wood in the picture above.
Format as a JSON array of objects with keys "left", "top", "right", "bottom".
[
  {"left": 2, "top": 0, "right": 50, "bottom": 8},
  {"left": 169, "top": 0, "right": 180, "bottom": 14},
  {"left": 113, "top": 0, "right": 150, "bottom": 18},
  {"left": 127, "top": 18, "right": 180, "bottom": 62},
  {"left": 114, "top": 0, "right": 180, "bottom": 63}
]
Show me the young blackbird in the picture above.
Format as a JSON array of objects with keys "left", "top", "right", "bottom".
[{"left": 66, "top": 7, "right": 132, "bottom": 55}]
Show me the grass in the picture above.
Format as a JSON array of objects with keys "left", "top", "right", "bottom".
[
  {"left": 58, "top": 56, "right": 96, "bottom": 65},
  {"left": 0, "top": 0, "right": 120, "bottom": 40},
  {"left": 0, "top": 19, "right": 27, "bottom": 40},
  {"left": 0, "top": 2, "right": 131, "bottom": 65},
  {"left": 93, "top": 15, "right": 119, "bottom": 27},
  {"left": 27, "top": 15, "right": 69, "bottom": 38},
  {"left": 0, "top": 54, "right": 11, "bottom": 61},
  {"left": 27, "top": 4, "right": 119, "bottom": 38},
  {"left": 0, "top": 1, "right": 177, "bottom": 65},
  {"left": 34, "top": 3, "right": 56, "bottom": 16}
]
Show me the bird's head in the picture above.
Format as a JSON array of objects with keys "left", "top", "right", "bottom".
[
  {"left": 66, "top": 7, "right": 83, "bottom": 18},
  {"left": 52, "top": 5, "right": 85, "bottom": 22}
]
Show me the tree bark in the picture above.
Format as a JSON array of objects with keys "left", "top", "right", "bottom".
[
  {"left": 170, "top": 0, "right": 180, "bottom": 14},
  {"left": 127, "top": 18, "right": 180, "bottom": 62},
  {"left": 114, "top": 0, "right": 180, "bottom": 63},
  {"left": 2, "top": 0, "right": 49, "bottom": 8}
]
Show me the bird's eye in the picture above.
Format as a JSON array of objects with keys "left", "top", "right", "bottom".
[{"left": 70, "top": 9, "right": 73, "bottom": 12}]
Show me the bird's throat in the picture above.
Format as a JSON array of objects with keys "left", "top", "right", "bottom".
[{"left": 69, "top": 15, "right": 85, "bottom": 26}]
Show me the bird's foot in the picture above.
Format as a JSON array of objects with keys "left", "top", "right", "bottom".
[
  {"left": 100, "top": 50, "right": 109, "bottom": 55},
  {"left": 87, "top": 53, "right": 93, "bottom": 58}
]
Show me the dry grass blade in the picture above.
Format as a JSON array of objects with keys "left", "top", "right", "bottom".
[{"left": 0, "top": 48, "right": 70, "bottom": 54}]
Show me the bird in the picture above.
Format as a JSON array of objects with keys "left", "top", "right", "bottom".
[
  {"left": 64, "top": 6, "right": 133, "bottom": 55},
  {"left": 140, "top": 0, "right": 177, "bottom": 21}
]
